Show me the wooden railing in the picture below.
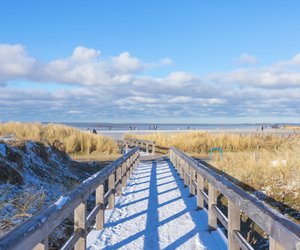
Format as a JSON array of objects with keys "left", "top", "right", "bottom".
[
  {"left": 0, "top": 147, "right": 140, "bottom": 250},
  {"left": 123, "top": 138, "right": 155, "bottom": 155},
  {"left": 170, "top": 147, "right": 300, "bottom": 250}
]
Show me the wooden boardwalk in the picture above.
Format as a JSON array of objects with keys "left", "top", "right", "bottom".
[
  {"left": 87, "top": 158, "right": 226, "bottom": 249},
  {"left": 0, "top": 143, "right": 299, "bottom": 250}
]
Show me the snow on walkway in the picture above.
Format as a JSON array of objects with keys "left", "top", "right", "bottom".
[{"left": 87, "top": 158, "right": 227, "bottom": 250}]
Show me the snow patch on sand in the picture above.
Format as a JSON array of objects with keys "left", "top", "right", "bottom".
[
  {"left": 0, "top": 143, "right": 6, "bottom": 157},
  {"left": 87, "top": 159, "right": 227, "bottom": 249}
]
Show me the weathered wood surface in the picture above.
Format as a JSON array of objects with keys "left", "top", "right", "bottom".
[
  {"left": 123, "top": 138, "right": 155, "bottom": 144},
  {"left": 123, "top": 138, "right": 156, "bottom": 154},
  {"left": 0, "top": 147, "right": 140, "bottom": 250},
  {"left": 95, "top": 184, "right": 104, "bottom": 230},
  {"left": 170, "top": 147, "right": 300, "bottom": 250},
  {"left": 228, "top": 201, "right": 240, "bottom": 250},
  {"left": 74, "top": 202, "right": 86, "bottom": 250}
]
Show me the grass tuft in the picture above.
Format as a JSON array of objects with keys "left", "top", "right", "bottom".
[{"left": 0, "top": 122, "right": 119, "bottom": 155}]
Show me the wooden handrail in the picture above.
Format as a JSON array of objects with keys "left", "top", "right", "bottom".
[
  {"left": 123, "top": 138, "right": 155, "bottom": 155},
  {"left": 123, "top": 138, "right": 155, "bottom": 144},
  {"left": 0, "top": 147, "right": 140, "bottom": 250},
  {"left": 170, "top": 147, "right": 300, "bottom": 250}
]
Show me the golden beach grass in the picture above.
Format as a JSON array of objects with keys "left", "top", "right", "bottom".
[
  {"left": 212, "top": 149, "right": 300, "bottom": 213},
  {"left": 0, "top": 122, "right": 119, "bottom": 154},
  {"left": 124, "top": 131, "right": 296, "bottom": 153},
  {"left": 125, "top": 131, "right": 300, "bottom": 215}
]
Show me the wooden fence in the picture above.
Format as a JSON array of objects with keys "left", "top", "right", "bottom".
[
  {"left": 123, "top": 138, "right": 155, "bottom": 155},
  {"left": 0, "top": 147, "right": 140, "bottom": 250},
  {"left": 170, "top": 147, "right": 300, "bottom": 250}
]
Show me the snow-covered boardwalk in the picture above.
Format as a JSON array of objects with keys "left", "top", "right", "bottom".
[{"left": 87, "top": 158, "right": 227, "bottom": 250}]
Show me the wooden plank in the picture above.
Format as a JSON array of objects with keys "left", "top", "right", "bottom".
[
  {"left": 228, "top": 200, "right": 240, "bottom": 250},
  {"left": 208, "top": 183, "right": 217, "bottom": 230},
  {"left": 126, "top": 157, "right": 131, "bottom": 178},
  {"left": 122, "top": 162, "right": 127, "bottom": 188},
  {"left": 197, "top": 174, "right": 205, "bottom": 209},
  {"left": 86, "top": 203, "right": 102, "bottom": 229},
  {"left": 233, "top": 230, "right": 254, "bottom": 250},
  {"left": 183, "top": 162, "right": 189, "bottom": 187},
  {"left": 200, "top": 190, "right": 209, "bottom": 204},
  {"left": 129, "top": 156, "right": 133, "bottom": 176},
  {"left": 269, "top": 237, "right": 284, "bottom": 250},
  {"left": 0, "top": 147, "right": 140, "bottom": 250},
  {"left": 116, "top": 166, "right": 122, "bottom": 196},
  {"left": 108, "top": 174, "right": 115, "bottom": 209},
  {"left": 192, "top": 179, "right": 197, "bottom": 189},
  {"left": 212, "top": 204, "right": 228, "bottom": 230},
  {"left": 95, "top": 184, "right": 104, "bottom": 230},
  {"left": 189, "top": 167, "right": 196, "bottom": 196},
  {"left": 170, "top": 147, "right": 300, "bottom": 249},
  {"left": 124, "top": 138, "right": 155, "bottom": 144},
  {"left": 74, "top": 202, "right": 86, "bottom": 250},
  {"left": 180, "top": 159, "right": 184, "bottom": 179},
  {"left": 60, "top": 229, "right": 84, "bottom": 250},
  {"left": 176, "top": 155, "right": 179, "bottom": 172},
  {"left": 33, "top": 238, "right": 48, "bottom": 250}
]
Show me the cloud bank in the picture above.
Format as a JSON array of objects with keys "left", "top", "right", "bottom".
[{"left": 1, "top": 44, "right": 300, "bottom": 122}]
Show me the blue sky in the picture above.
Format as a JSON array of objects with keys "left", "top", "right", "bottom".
[{"left": 1, "top": 1, "right": 300, "bottom": 123}]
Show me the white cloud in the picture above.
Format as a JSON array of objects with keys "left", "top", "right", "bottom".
[
  {"left": 238, "top": 53, "right": 258, "bottom": 65},
  {"left": 159, "top": 58, "right": 173, "bottom": 65},
  {"left": 1, "top": 43, "right": 300, "bottom": 121},
  {"left": 0, "top": 44, "right": 36, "bottom": 83},
  {"left": 209, "top": 67, "right": 300, "bottom": 88},
  {"left": 164, "top": 71, "right": 197, "bottom": 85},
  {"left": 71, "top": 46, "right": 100, "bottom": 61},
  {"left": 111, "top": 52, "right": 142, "bottom": 73}
]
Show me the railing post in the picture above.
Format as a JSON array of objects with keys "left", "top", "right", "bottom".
[
  {"left": 126, "top": 158, "right": 130, "bottom": 179},
  {"left": 146, "top": 143, "right": 149, "bottom": 153},
  {"left": 116, "top": 166, "right": 122, "bottom": 196},
  {"left": 134, "top": 153, "right": 138, "bottom": 169},
  {"left": 122, "top": 162, "right": 127, "bottom": 188},
  {"left": 176, "top": 155, "right": 179, "bottom": 172},
  {"left": 108, "top": 173, "right": 115, "bottom": 209},
  {"left": 269, "top": 238, "right": 284, "bottom": 250},
  {"left": 33, "top": 238, "right": 48, "bottom": 250},
  {"left": 74, "top": 202, "right": 86, "bottom": 250},
  {"left": 197, "top": 174, "right": 204, "bottom": 209},
  {"left": 184, "top": 162, "right": 189, "bottom": 187},
  {"left": 189, "top": 167, "right": 196, "bottom": 196},
  {"left": 152, "top": 143, "right": 155, "bottom": 155},
  {"left": 173, "top": 153, "right": 177, "bottom": 170},
  {"left": 228, "top": 200, "right": 240, "bottom": 250},
  {"left": 96, "top": 184, "right": 104, "bottom": 230},
  {"left": 208, "top": 183, "right": 217, "bottom": 230},
  {"left": 180, "top": 159, "right": 184, "bottom": 179},
  {"left": 137, "top": 151, "right": 140, "bottom": 165},
  {"left": 129, "top": 156, "right": 133, "bottom": 177},
  {"left": 125, "top": 142, "right": 128, "bottom": 153}
]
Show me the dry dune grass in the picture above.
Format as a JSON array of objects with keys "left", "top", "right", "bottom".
[
  {"left": 126, "top": 131, "right": 300, "bottom": 217},
  {"left": 212, "top": 149, "right": 300, "bottom": 214},
  {"left": 0, "top": 122, "right": 118, "bottom": 154},
  {"left": 125, "top": 131, "right": 296, "bottom": 153}
]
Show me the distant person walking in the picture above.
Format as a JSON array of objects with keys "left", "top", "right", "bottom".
[
  {"left": 92, "top": 129, "right": 97, "bottom": 134},
  {"left": 261, "top": 126, "right": 264, "bottom": 131}
]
